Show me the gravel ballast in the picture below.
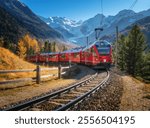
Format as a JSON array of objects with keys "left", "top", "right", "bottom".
[{"left": 71, "top": 71, "right": 123, "bottom": 111}]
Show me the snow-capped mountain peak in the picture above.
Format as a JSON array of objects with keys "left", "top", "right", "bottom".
[
  {"left": 40, "top": 8, "right": 150, "bottom": 46},
  {"left": 47, "top": 16, "right": 82, "bottom": 27}
]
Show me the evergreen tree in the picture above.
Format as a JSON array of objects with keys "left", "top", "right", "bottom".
[
  {"left": 0, "top": 37, "right": 4, "bottom": 47},
  {"left": 141, "top": 52, "right": 150, "bottom": 82},
  {"left": 44, "top": 41, "right": 49, "bottom": 52},
  {"left": 62, "top": 45, "right": 67, "bottom": 51},
  {"left": 53, "top": 42, "right": 56, "bottom": 52},
  {"left": 117, "top": 35, "right": 126, "bottom": 70},
  {"left": 48, "top": 43, "right": 52, "bottom": 52},
  {"left": 126, "top": 25, "right": 146, "bottom": 76}
]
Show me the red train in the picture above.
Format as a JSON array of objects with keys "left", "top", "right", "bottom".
[{"left": 28, "top": 40, "right": 112, "bottom": 68}]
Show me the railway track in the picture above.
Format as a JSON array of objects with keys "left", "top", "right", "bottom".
[{"left": 3, "top": 70, "right": 109, "bottom": 111}]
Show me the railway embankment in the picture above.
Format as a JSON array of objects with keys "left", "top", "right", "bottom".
[
  {"left": 71, "top": 68, "right": 150, "bottom": 111},
  {"left": 71, "top": 70, "right": 123, "bottom": 111}
]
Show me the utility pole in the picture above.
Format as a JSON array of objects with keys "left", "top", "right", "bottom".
[
  {"left": 116, "top": 26, "right": 119, "bottom": 68},
  {"left": 87, "top": 36, "right": 89, "bottom": 46}
]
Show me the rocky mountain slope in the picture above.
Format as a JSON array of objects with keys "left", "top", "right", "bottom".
[
  {"left": 121, "top": 16, "right": 150, "bottom": 46},
  {"left": 0, "top": 0, "right": 64, "bottom": 43},
  {"left": 0, "top": 6, "right": 27, "bottom": 45}
]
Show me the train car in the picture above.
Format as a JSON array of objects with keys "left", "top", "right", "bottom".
[
  {"left": 82, "top": 45, "right": 99, "bottom": 65},
  {"left": 38, "top": 53, "right": 46, "bottom": 62},
  {"left": 27, "top": 40, "right": 112, "bottom": 68},
  {"left": 49, "top": 52, "right": 59, "bottom": 62},
  {"left": 27, "top": 55, "right": 38, "bottom": 62},
  {"left": 70, "top": 47, "right": 82, "bottom": 64},
  {"left": 59, "top": 52, "right": 69, "bottom": 62}
]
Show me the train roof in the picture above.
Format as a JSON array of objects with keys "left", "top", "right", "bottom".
[
  {"left": 40, "top": 47, "right": 83, "bottom": 55},
  {"left": 61, "top": 47, "right": 83, "bottom": 54},
  {"left": 83, "top": 40, "right": 111, "bottom": 51},
  {"left": 40, "top": 52, "right": 59, "bottom": 55}
]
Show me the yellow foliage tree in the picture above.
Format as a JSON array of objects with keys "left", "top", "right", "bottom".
[
  {"left": 18, "top": 34, "right": 40, "bottom": 56},
  {"left": 31, "top": 39, "right": 40, "bottom": 53},
  {"left": 17, "top": 39, "right": 27, "bottom": 58}
]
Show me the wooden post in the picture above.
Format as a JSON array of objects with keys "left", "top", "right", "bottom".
[
  {"left": 58, "top": 63, "right": 61, "bottom": 79},
  {"left": 36, "top": 65, "right": 41, "bottom": 84},
  {"left": 69, "top": 53, "right": 71, "bottom": 68}
]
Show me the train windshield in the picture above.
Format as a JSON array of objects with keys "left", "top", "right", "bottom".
[{"left": 95, "top": 41, "right": 110, "bottom": 55}]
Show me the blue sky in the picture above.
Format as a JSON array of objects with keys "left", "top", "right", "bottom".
[{"left": 20, "top": 0, "right": 150, "bottom": 21}]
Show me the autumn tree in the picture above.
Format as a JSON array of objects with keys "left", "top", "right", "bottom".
[
  {"left": 17, "top": 39, "right": 27, "bottom": 58},
  {"left": 19, "top": 34, "right": 40, "bottom": 55},
  {"left": 31, "top": 39, "right": 40, "bottom": 54}
]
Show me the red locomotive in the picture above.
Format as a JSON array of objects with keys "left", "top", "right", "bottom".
[{"left": 28, "top": 39, "right": 112, "bottom": 68}]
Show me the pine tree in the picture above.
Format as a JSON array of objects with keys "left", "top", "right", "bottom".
[
  {"left": 48, "top": 43, "right": 52, "bottom": 52},
  {"left": 44, "top": 41, "right": 49, "bottom": 52},
  {"left": 53, "top": 42, "right": 56, "bottom": 52},
  {"left": 62, "top": 45, "right": 67, "bottom": 51},
  {"left": 125, "top": 25, "right": 146, "bottom": 76},
  {"left": 117, "top": 35, "right": 126, "bottom": 70},
  {"left": 0, "top": 37, "right": 4, "bottom": 47},
  {"left": 141, "top": 52, "right": 150, "bottom": 82}
]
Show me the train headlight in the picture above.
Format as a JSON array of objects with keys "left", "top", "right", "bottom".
[{"left": 103, "top": 59, "right": 106, "bottom": 62}]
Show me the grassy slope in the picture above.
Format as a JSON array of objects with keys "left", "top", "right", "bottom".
[
  {"left": 0, "top": 47, "right": 36, "bottom": 70},
  {"left": 0, "top": 47, "right": 37, "bottom": 81},
  {"left": 0, "top": 47, "right": 57, "bottom": 81}
]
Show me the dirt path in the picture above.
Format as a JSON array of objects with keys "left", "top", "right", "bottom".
[{"left": 120, "top": 76, "right": 150, "bottom": 111}]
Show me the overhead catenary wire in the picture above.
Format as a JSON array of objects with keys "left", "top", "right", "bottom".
[
  {"left": 100, "top": 0, "right": 104, "bottom": 26},
  {"left": 129, "top": 0, "right": 138, "bottom": 10},
  {"left": 96, "top": 0, "right": 104, "bottom": 39},
  {"left": 95, "top": 0, "right": 138, "bottom": 40}
]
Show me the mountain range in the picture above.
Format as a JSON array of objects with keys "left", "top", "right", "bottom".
[
  {"left": 0, "top": 0, "right": 64, "bottom": 45},
  {"left": 40, "top": 9, "right": 150, "bottom": 46},
  {"left": 0, "top": 0, "right": 150, "bottom": 47},
  {"left": 121, "top": 16, "right": 150, "bottom": 46}
]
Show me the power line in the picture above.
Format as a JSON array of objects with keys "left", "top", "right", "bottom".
[
  {"left": 129, "top": 0, "right": 138, "bottom": 10},
  {"left": 100, "top": 0, "right": 103, "bottom": 26}
]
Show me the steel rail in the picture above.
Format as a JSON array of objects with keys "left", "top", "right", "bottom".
[
  {"left": 3, "top": 73, "right": 97, "bottom": 111},
  {"left": 56, "top": 71, "right": 109, "bottom": 111}
]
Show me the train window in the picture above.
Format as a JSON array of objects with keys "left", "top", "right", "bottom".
[
  {"left": 96, "top": 41, "right": 110, "bottom": 47},
  {"left": 98, "top": 48, "right": 110, "bottom": 55},
  {"left": 95, "top": 41, "right": 111, "bottom": 55}
]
